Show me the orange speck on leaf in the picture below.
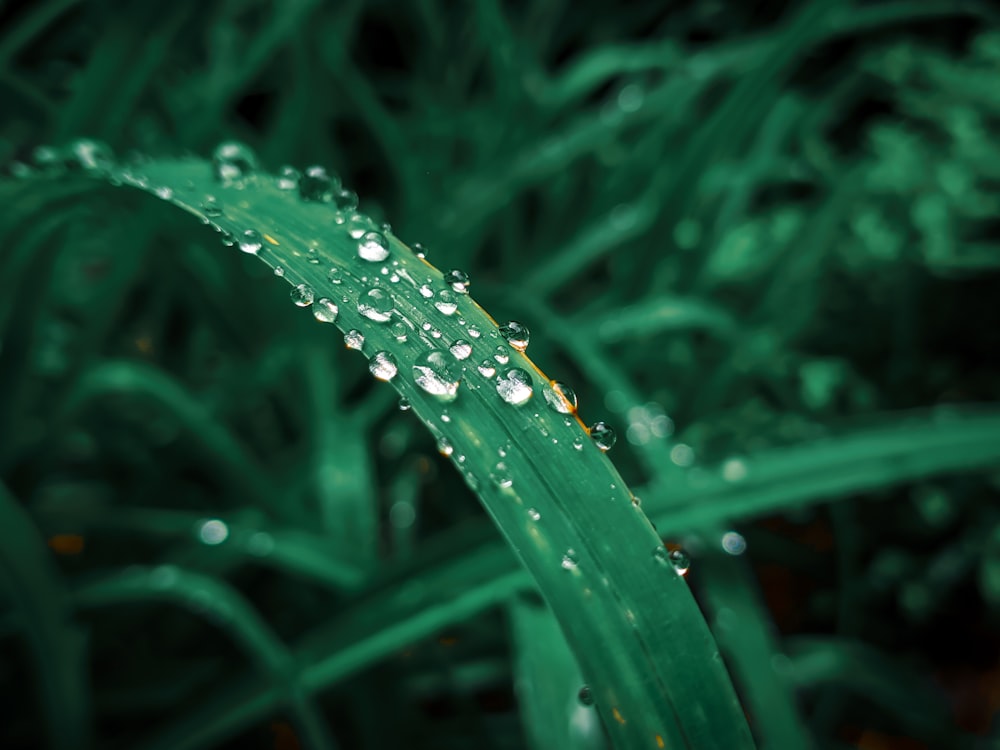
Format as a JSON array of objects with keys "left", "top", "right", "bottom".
[
  {"left": 655, "top": 734, "right": 665, "bottom": 748},
  {"left": 612, "top": 707, "right": 626, "bottom": 725},
  {"left": 263, "top": 233, "right": 279, "bottom": 245}
]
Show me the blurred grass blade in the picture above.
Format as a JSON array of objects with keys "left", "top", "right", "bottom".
[
  {"left": 74, "top": 566, "right": 337, "bottom": 750},
  {"left": 647, "top": 407, "right": 1000, "bottom": 532},
  {"left": 508, "top": 595, "right": 607, "bottom": 750},
  {"left": 0, "top": 481, "right": 91, "bottom": 750},
  {"left": 697, "top": 534, "right": 814, "bottom": 750}
]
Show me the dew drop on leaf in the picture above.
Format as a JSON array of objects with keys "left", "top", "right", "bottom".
[
  {"left": 335, "top": 188, "right": 359, "bottom": 211},
  {"left": 358, "top": 287, "right": 393, "bottom": 323},
  {"left": 412, "top": 350, "right": 461, "bottom": 402},
  {"left": 493, "top": 346, "right": 509, "bottom": 365},
  {"left": 238, "top": 229, "right": 262, "bottom": 254},
  {"left": 345, "top": 329, "right": 365, "bottom": 350},
  {"left": 358, "top": 231, "right": 390, "bottom": 262},
  {"left": 478, "top": 360, "right": 496, "bottom": 378},
  {"left": 291, "top": 284, "right": 315, "bottom": 307},
  {"left": 299, "top": 165, "right": 338, "bottom": 201},
  {"left": 499, "top": 321, "right": 530, "bottom": 352},
  {"left": 212, "top": 141, "right": 257, "bottom": 183},
  {"left": 543, "top": 381, "right": 578, "bottom": 414},
  {"left": 496, "top": 368, "right": 533, "bottom": 405},
  {"left": 201, "top": 196, "right": 223, "bottom": 217},
  {"left": 561, "top": 549, "right": 579, "bottom": 570},
  {"left": 444, "top": 269, "right": 470, "bottom": 294},
  {"left": 578, "top": 686, "right": 595, "bottom": 706},
  {"left": 527, "top": 508, "right": 541, "bottom": 521},
  {"left": 435, "top": 289, "right": 457, "bottom": 315},
  {"left": 276, "top": 165, "right": 299, "bottom": 190},
  {"left": 369, "top": 351, "right": 398, "bottom": 381},
  {"left": 398, "top": 397, "right": 411, "bottom": 411},
  {"left": 589, "top": 421, "right": 616, "bottom": 451},
  {"left": 328, "top": 266, "right": 343, "bottom": 284},
  {"left": 437, "top": 436, "right": 454, "bottom": 456},
  {"left": 449, "top": 339, "right": 472, "bottom": 360},
  {"left": 313, "top": 298, "right": 339, "bottom": 323}
]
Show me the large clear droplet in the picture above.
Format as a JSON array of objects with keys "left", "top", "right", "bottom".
[
  {"left": 435, "top": 290, "right": 457, "bottom": 315},
  {"left": 358, "top": 231, "right": 390, "bottom": 262},
  {"left": 499, "top": 321, "right": 530, "bottom": 352},
  {"left": 238, "top": 229, "right": 263, "bottom": 254},
  {"left": 589, "top": 421, "right": 616, "bottom": 451},
  {"left": 335, "top": 188, "right": 359, "bottom": 211},
  {"left": 313, "top": 298, "right": 339, "bottom": 323},
  {"left": 444, "top": 269, "right": 470, "bottom": 294},
  {"left": 369, "top": 351, "right": 398, "bottom": 381},
  {"left": 496, "top": 368, "right": 533, "bottom": 405},
  {"left": 358, "top": 288, "right": 393, "bottom": 322},
  {"left": 291, "top": 284, "right": 315, "bottom": 307},
  {"left": 212, "top": 141, "right": 258, "bottom": 183},
  {"left": 543, "top": 381, "right": 578, "bottom": 414},
  {"left": 412, "top": 350, "right": 461, "bottom": 402}
]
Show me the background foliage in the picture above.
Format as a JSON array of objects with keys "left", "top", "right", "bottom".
[{"left": 2, "top": 0, "right": 1000, "bottom": 748}]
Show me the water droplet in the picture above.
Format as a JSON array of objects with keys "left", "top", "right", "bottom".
[
  {"left": 527, "top": 508, "right": 541, "bottom": 521},
  {"left": 572, "top": 437, "right": 585, "bottom": 451},
  {"left": 631, "top": 495, "right": 642, "bottom": 508},
  {"left": 496, "top": 368, "right": 533, "bottom": 405},
  {"left": 499, "top": 321, "right": 530, "bottom": 352},
  {"left": 198, "top": 518, "right": 229, "bottom": 545},
  {"left": 398, "top": 397, "right": 411, "bottom": 411},
  {"left": 306, "top": 246, "right": 321, "bottom": 264},
  {"left": 419, "top": 284, "right": 434, "bottom": 298},
  {"left": 722, "top": 457, "right": 748, "bottom": 482},
  {"left": 299, "top": 165, "right": 338, "bottom": 201},
  {"left": 435, "top": 290, "right": 457, "bottom": 315},
  {"left": 478, "top": 360, "right": 496, "bottom": 378},
  {"left": 328, "top": 267, "right": 343, "bottom": 284},
  {"left": 313, "top": 298, "right": 339, "bottom": 323},
  {"left": 589, "top": 422, "right": 616, "bottom": 451},
  {"left": 578, "top": 685, "right": 595, "bottom": 706},
  {"left": 413, "top": 242, "right": 427, "bottom": 259},
  {"left": 345, "top": 329, "right": 364, "bottom": 350},
  {"left": 437, "top": 436, "right": 454, "bottom": 456},
  {"left": 358, "top": 288, "right": 393, "bottom": 322},
  {"left": 468, "top": 325, "right": 481, "bottom": 338},
  {"left": 238, "top": 229, "right": 262, "bottom": 254},
  {"left": 276, "top": 165, "right": 299, "bottom": 190},
  {"left": 212, "top": 141, "right": 258, "bottom": 183},
  {"left": 449, "top": 340, "right": 472, "bottom": 360},
  {"left": 154, "top": 185, "right": 173, "bottom": 200},
  {"left": 444, "top": 269, "right": 470, "bottom": 294},
  {"left": 544, "top": 381, "right": 578, "bottom": 414},
  {"left": 70, "top": 138, "right": 115, "bottom": 172},
  {"left": 369, "top": 351, "right": 398, "bottom": 381},
  {"left": 346, "top": 212, "right": 377, "bottom": 239},
  {"left": 493, "top": 346, "right": 509, "bottom": 365},
  {"left": 665, "top": 548, "right": 690, "bottom": 575},
  {"left": 201, "top": 196, "right": 223, "bottom": 217},
  {"left": 291, "top": 284, "right": 315, "bottom": 307},
  {"left": 274, "top": 266, "right": 285, "bottom": 277},
  {"left": 335, "top": 188, "right": 358, "bottom": 211},
  {"left": 412, "top": 350, "right": 461, "bottom": 402},
  {"left": 721, "top": 531, "right": 747, "bottom": 556},
  {"left": 561, "top": 549, "right": 579, "bottom": 570},
  {"left": 391, "top": 321, "right": 408, "bottom": 342},
  {"left": 491, "top": 462, "right": 513, "bottom": 489},
  {"left": 358, "top": 231, "right": 390, "bottom": 262},
  {"left": 670, "top": 443, "right": 695, "bottom": 467}
]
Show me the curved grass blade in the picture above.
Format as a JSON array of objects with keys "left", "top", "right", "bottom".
[
  {"left": 0, "top": 480, "right": 91, "bottom": 750},
  {"left": 32, "top": 155, "right": 756, "bottom": 750}
]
